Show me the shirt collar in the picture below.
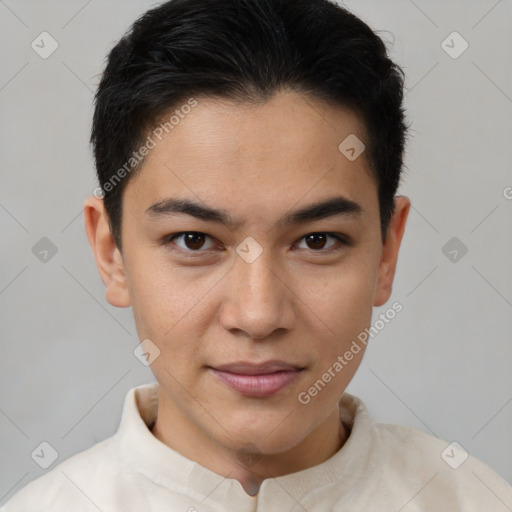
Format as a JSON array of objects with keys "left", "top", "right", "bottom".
[{"left": 117, "top": 381, "right": 375, "bottom": 511}]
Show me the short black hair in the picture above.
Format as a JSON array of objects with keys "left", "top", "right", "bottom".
[{"left": 91, "top": 0, "right": 409, "bottom": 251}]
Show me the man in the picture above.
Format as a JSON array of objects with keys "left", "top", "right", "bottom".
[{"left": 3, "top": 0, "right": 511, "bottom": 510}]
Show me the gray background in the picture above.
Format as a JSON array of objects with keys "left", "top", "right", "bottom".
[{"left": 1, "top": 0, "right": 511, "bottom": 503}]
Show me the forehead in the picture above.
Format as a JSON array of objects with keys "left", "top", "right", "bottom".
[{"left": 123, "top": 90, "right": 377, "bottom": 223}]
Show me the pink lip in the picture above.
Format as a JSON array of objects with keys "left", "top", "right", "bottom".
[{"left": 209, "top": 361, "right": 304, "bottom": 398}]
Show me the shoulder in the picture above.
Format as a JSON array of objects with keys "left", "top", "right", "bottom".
[
  {"left": 1, "top": 436, "right": 130, "bottom": 512},
  {"left": 369, "top": 421, "right": 512, "bottom": 510}
]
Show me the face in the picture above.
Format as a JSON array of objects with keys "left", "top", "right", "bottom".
[{"left": 85, "top": 90, "right": 409, "bottom": 459}]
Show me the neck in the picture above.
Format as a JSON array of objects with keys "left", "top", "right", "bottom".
[{"left": 150, "top": 398, "right": 348, "bottom": 496}]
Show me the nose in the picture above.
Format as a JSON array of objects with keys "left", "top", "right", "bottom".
[{"left": 219, "top": 249, "right": 295, "bottom": 340}]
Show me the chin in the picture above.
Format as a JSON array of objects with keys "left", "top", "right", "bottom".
[{"left": 225, "top": 423, "right": 306, "bottom": 456}]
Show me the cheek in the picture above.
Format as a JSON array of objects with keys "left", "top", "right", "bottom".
[
  {"left": 301, "top": 256, "right": 378, "bottom": 343},
  {"left": 127, "top": 250, "right": 201, "bottom": 323},
  {"left": 126, "top": 253, "right": 219, "bottom": 366},
  {"left": 299, "top": 268, "right": 373, "bottom": 405}
]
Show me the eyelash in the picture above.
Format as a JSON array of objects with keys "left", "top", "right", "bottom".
[{"left": 162, "top": 231, "right": 352, "bottom": 257}]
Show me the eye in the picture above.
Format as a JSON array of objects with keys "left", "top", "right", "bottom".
[
  {"left": 162, "top": 231, "right": 352, "bottom": 257},
  {"left": 164, "top": 231, "right": 218, "bottom": 255},
  {"left": 295, "top": 232, "right": 351, "bottom": 252}
]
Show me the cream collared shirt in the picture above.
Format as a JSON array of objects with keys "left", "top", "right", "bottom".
[{"left": 2, "top": 381, "right": 511, "bottom": 511}]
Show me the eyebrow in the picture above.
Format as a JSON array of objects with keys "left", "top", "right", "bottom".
[{"left": 145, "top": 195, "right": 362, "bottom": 228}]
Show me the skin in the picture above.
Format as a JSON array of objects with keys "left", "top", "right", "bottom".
[{"left": 83, "top": 90, "right": 410, "bottom": 496}]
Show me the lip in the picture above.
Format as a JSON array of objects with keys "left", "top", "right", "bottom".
[
  {"left": 212, "top": 360, "right": 304, "bottom": 375},
  {"left": 209, "top": 360, "right": 305, "bottom": 398}
]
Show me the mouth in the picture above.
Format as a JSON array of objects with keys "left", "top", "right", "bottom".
[{"left": 207, "top": 360, "right": 305, "bottom": 398}]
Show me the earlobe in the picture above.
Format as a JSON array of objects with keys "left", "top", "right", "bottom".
[
  {"left": 373, "top": 196, "right": 410, "bottom": 307},
  {"left": 83, "top": 196, "right": 131, "bottom": 308}
]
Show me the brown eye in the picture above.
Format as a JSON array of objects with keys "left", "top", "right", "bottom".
[
  {"left": 305, "top": 233, "right": 329, "bottom": 250},
  {"left": 165, "top": 232, "right": 217, "bottom": 253},
  {"left": 182, "top": 232, "right": 206, "bottom": 250},
  {"left": 297, "top": 232, "right": 348, "bottom": 252}
]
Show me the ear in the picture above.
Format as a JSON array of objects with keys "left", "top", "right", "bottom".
[
  {"left": 83, "top": 196, "right": 131, "bottom": 308},
  {"left": 373, "top": 195, "right": 410, "bottom": 307}
]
